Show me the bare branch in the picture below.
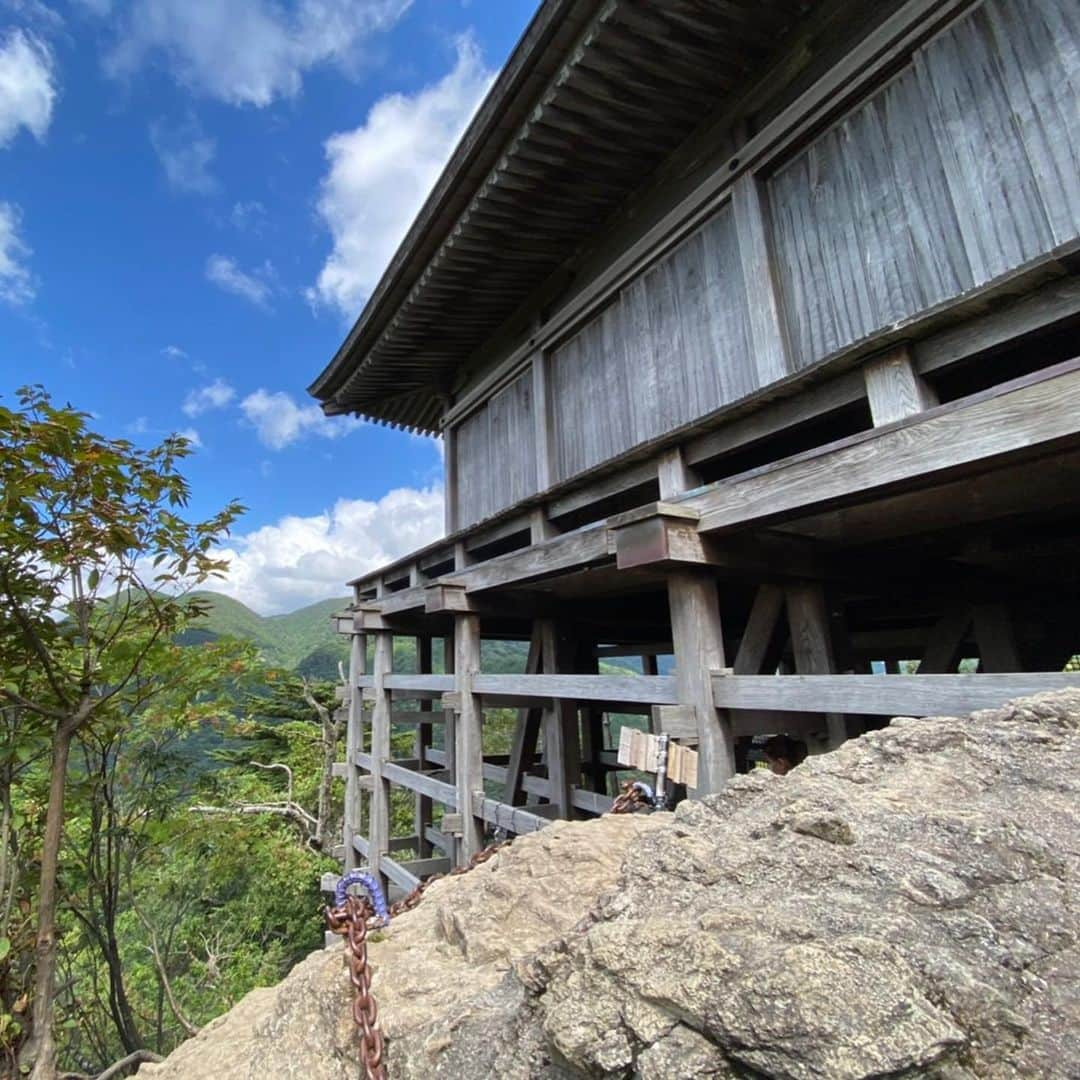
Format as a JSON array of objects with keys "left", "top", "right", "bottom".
[
  {"left": 129, "top": 900, "right": 200, "bottom": 1038},
  {"left": 249, "top": 760, "right": 295, "bottom": 806},
  {"left": 59, "top": 1047, "right": 164, "bottom": 1080}
]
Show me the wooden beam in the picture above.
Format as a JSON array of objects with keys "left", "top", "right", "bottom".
[
  {"left": 711, "top": 673, "right": 1080, "bottom": 715},
  {"left": 381, "top": 761, "right": 458, "bottom": 807},
  {"left": 379, "top": 854, "right": 420, "bottom": 894},
  {"left": 451, "top": 524, "right": 613, "bottom": 592},
  {"left": 471, "top": 795, "right": 550, "bottom": 836},
  {"left": 454, "top": 613, "right": 484, "bottom": 861},
  {"left": 693, "top": 361, "right": 1080, "bottom": 534},
  {"left": 667, "top": 568, "right": 734, "bottom": 793},
  {"left": 471, "top": 673, "right": 678, "bottom": 704},
  {"left": 733, "top": 584, "right": 786, "bottom": 675},
  {"left": 863, "top": 345, "right": 938, "bottom": 426}
]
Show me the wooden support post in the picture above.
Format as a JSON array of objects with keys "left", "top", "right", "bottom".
[
  {"left": 733, "top": 174, "right": 791, "bottom": 389},
  {"left": 667, "top": 569, "right": 734, "bottom": 793},
  {"left": 657, "top": 446, "right": 700, "bottom": 501},
  {"left": 441, "top": 631, "right": 458, "bottom": 862},
  {"left": 342, "top": 629, "right": 366, "bottom": 872},
  {"left": 785, "top": 583, "right": 846, "bottom": 748},
  {"left": 530, "top": 506, "right": 559, "bottom": 544},
  {"left": 503, "top": 624, "right": 544, "bottom": 806},
  {"left": 368, "top": 631, "right": 393, "bottom": 896},
  {"left": 864, "top": 345, "right": 938, "bottom": 426},
  {"left": 540, "top": 619, "right": 580, "bottom": 819},
  {"left": 919, "top": 606, "right": 971, "bottom": 674},
  {"left": 454, "top": 613, "right": 484, "bottom": 862},
  {"left": 577, "top": 639, "right": 606, "bottom": 794},
  {"left": 972, "top": 603, "right": 1022, "bottom": 673},
  {"left": 415, "top": 636, "right": 434, "bottom": 858},
  {"left": 733, "top": 585, "right": 786, "bottom": 675}
]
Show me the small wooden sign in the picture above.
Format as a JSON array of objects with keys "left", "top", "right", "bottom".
[
  {"left": 668, "top": 743, "right": 699, "bottom": 789},
  {"left": 617, "top": 728, "right": 698, "bottom": 788}
]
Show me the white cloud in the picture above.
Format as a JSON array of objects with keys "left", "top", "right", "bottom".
[
  {"left": 182, "top": 377, "right": 235, "bottom": 417},
  {"left": 205, "top": 254, "right": 275, "bottom": 308},
  {"left": 149, "top": 114, "right": 217, "bottom": 194},
  {"left": 162, "top": 343, "right": 187, "bottom": 360},
  {"left": 309, "top": 34, "right": 493, "bottom": 316},
  {"left": 102, "top": 0, "right": 412, "bottom": 108},
  {"left": 0, "top": 28, "right": 56, "bottom": 147},
  {"left": 240, "top": 387, "right": 363, "bottom": 450},
  {"left": 0, "top": 201, "right": 35, "bottom": 305},
  {"left": 176, "top": 426, "right": 202, "bottom": 447},
  {"left": 202, "top": 486, "right": 444, "bottom": 613},
  {"left": 230, "top": 199, "right": 266, "bottom": 232}
]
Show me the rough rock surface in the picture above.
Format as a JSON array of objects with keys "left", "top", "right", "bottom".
[{"left": 144, "top": 691, "right": 1080, "bottom": 1079}]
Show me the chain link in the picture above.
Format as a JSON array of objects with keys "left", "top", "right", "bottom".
[
  {"left": 388, "top": 839, "right": 510, "bottom": 917},
  {"left": 610, "top": 779, "right": 655, "bottom": 814},
  {"left": 326, "top": 894, "right": 386, "bottom": 1080}
]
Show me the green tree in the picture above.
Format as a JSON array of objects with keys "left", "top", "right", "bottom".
[{"left": 0, "top": 387, "right": 242, "bottom": 1079}]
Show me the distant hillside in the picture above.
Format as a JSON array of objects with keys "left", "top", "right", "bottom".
[
  {"left": 181, "top": 593, "right": 351, "bottom": 677},
  {"left": 182, "top": 593, "right": 651, "bottom": 680}
]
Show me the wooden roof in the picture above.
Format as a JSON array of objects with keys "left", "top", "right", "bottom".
[{"left": 308, "top": 0, "right": 811, "bottom": 434}]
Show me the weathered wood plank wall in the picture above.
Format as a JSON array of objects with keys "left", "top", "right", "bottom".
[
  {"left": 771, "top": 0, "right": 1080, "bottom": 371},
  {"left": 456, "top": 369, "right": 537, "bottom": 528},
  {"left": 451, "top": 0, "right": 1080, "bottom": 532},
  {"left": 550, "top": 204, "right": 752, "bottom": 480}
]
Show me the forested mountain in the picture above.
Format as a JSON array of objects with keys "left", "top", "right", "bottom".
[{"left": 181, "top": 593, "right": 592, "bottom": 677}]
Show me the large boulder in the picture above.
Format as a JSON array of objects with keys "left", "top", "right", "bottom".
[{"left": 145, "top": 690, "right": 1080, "bottom": 1078}]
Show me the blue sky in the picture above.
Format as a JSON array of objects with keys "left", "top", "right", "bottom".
[{"left": 0, "top": 0, "right": 537, "bottom": 612}]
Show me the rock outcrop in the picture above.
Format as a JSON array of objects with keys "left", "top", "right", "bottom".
[{"left": 145, "top": 690, "right": 1080, "bottom": 1079}]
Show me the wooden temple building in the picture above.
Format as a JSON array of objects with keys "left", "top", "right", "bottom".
[{"left": 310, "top": 0, "right": 1080, "bottom": 897}]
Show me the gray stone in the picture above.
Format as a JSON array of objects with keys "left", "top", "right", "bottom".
[{"left": 146, "top": 690, "right": 1080, "bottom": 1079}]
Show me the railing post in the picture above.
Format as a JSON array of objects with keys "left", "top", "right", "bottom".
[
  {"left": 454, "top": 613, "right": 484, "bottom": 862},
  {"left": 343, "top": 627, "right": 366, "bottom": 871},
  {"left": 368, "top": 629, "right": 393, "bottom": 897},
  {"left": 667, "top": 568, "right": 735, "bottom": 794}
]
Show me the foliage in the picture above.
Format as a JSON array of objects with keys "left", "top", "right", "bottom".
[{"left": 0, "top": 387, "right": 244, "bottom": 1078}]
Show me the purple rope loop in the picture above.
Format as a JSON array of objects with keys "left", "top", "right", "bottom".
[{"left": 335, "top": 870, "right": 390, "bottom": 923}]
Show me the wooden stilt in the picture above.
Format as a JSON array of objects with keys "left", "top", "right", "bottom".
[
  {"left": 734, "top": 585, "right": 785, "bottom": 675},
  {"left": 540, "top": 619, "right": 580, "bottom": 818},
  {"left": 454, "top": 613, "right": 484, "bottom": 861},
  {"left": 415, "top": 635, "right": 434, "bottom": 858},
  {"left": 504, "top": 624, "right": 544, "bottom": 806},
  {"left": 972, "top": 603, "right": 1022, "bottom": 673},
  {"left": 919, "top": 606, "right": 971, "bottom": 674},
  {"left": 343, "top": 629, "right": 366, "bottom": 872},
  {"left": 668, "top": 568, "right": 735, "bottom": 793},
  {"left": 368, "top": 630, "right": 393, "bottom": 896},
  {"left": 785, "top": 582, "right": 846, "bottom": 748},
  {"left": 441, "top": 632, "right": 458, "bottom": 864}
]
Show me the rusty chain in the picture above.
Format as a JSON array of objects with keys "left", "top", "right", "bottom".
[
  {"left": 389, "top": 838, "right": 510, "bottom": 917},
  {"left": 327, "top": 872, "right": 389, "bottom": 1080},
  {"left": 610, "top": 779, "right": 655, "bottom": 814}
]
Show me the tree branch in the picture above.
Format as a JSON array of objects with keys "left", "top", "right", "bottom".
[
  {"left": 129, "top": 900, "right": 200, "bottom": 1038},
  {"left": 59, "top": 1047, "right": 164, "bottom": 1080}
]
